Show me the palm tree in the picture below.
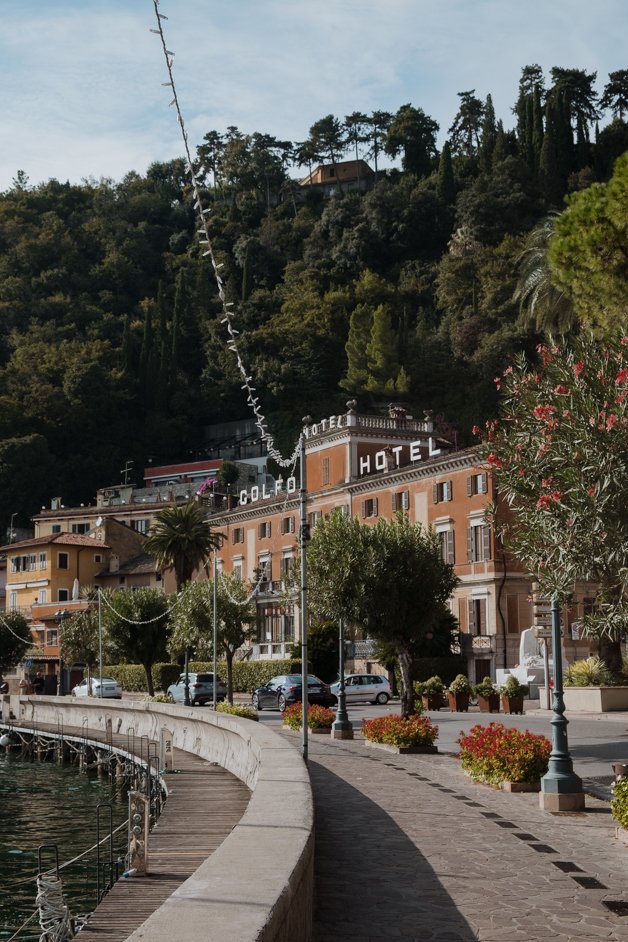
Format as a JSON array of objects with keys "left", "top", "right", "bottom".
[
  {"left": 514, "top": 214, "right": 576, "bottom": 335},
  {"left": 144, "top": 501, "right": 221, "bottom": 592},
  {"left": 145, "top": 501, "right": 222, "bottom": 705}
]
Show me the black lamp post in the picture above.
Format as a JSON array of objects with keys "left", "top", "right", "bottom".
[
  {"left": 331, "top": 619, "right": 353, "bottom": 740},
  {"left": 539, "top": 597, "right": 584, "bottom": 811}
]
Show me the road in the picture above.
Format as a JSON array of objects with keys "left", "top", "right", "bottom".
[{"left": 254, "top": 698, "right": 628, "bottom": 786}]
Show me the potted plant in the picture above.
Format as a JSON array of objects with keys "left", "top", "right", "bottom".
[
  {"left": 562, "top": 656, "right": 628, "bottom": 712},
  {"left": 414, "top": 675, "right": 445, "bottom": 710},
  {"left": 499, "top": 676, "right": 529, "bottom": 714},
  {"left": 473, "top": 676, "right": 500, "bottom": 713},
  {"left": 282, "top": 702, "right": 335, "bottom": 733},
  {"left": 447, "top": 674, "right": 472, "bottom": 712},
  {"left": 457, "top": 721, "right": 551, "bottom": 790}
]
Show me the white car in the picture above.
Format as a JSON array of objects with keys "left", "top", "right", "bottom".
[
  {"left": 330, "top": 673, "right": 391, "bottom": 704},
  {"left": 71, "top": 677, "right": 122, "bottom": 699}
]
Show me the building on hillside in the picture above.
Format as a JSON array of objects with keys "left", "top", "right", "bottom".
[
  {"left": 299, "top": 159, "right": 376, "bottom": 197},
  {"left": 210, "top": 404, "right": 594, "bottom": 683},
  {"left": 0, "top": 517, "right": 160, "bottom": 690}
]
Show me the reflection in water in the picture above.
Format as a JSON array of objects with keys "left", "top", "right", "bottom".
[{"left": 0, "top": 751, "right": 128, "bottom": 941}]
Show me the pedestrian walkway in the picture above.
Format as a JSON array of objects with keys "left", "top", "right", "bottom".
[{"left": 298, "top": 731, "right": 628, "bottom": 942}]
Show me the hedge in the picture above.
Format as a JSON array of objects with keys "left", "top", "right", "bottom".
[
  {"left": 413, "top": 657, "right": 467, "bottom": 686},
  {"left": 106, "top": 659, "right": 303, "bottom": 694}
]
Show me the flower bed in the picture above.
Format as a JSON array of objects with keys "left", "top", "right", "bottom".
[
  {"left": 457, "top": 722, "right": 551, "bottom": 786},
  {"left": 282, "top": 702, "right": 336, "bottom": 731},
  {"left": 362, "top": 713, "right": 439, "bottom": 749},
  {"left": 216, "top": 703, "right": 259, "bottom": 721}
]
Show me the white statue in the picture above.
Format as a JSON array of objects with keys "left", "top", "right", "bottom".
[{"left": 519, "top": 627, "right": 543, "bottom": 666}]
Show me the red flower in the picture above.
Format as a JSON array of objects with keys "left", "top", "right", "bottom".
[
  {"left": 553, "top": 385, "right": 568, "bottom": 394},
  {"left": 487, "top": 453, "right": 503, "bottom": 468},
  {"left": 471, "top": 425, "right": 481, "bottom": 436},
  {"left": 573, "top": 361, "right": 584, "bottom": 377},
  {"left": 616, "top": 369, "right": 628, "bottom": 384}
]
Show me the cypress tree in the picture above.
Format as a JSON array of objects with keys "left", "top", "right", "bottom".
[
  {"left": 478, "top": 94, "right": 497, "bottom": 173},
  {"left": 539, "top": 98, "right": 564, "bottom": 206},
  {"left": 139, "top": 301, "right": 155, "bottom": 405},
  {"left": 121, "top": 312, "right": 133, "bottom": 375},
  {"left": 340, "top": 303, "right": 373, "bottom": 394},
  {"left": 437, "top": 141, "right": 455, "bottom": 204},
  {"left": 171, "top": 271, "right": 184, "bottom": 383},
  {"left": 532, "top": 86, "right": 544, "bottom": 171},
  {"left": 365, "top": 304, "right": 400, "bottom": 395}
]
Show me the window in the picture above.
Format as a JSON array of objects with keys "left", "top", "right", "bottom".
[
  {"left": 466, "top": 525, "right": 492, "bottom": 563},
  {"left": 52, "top": 524, "right": 61, "bottom": 534},
  {"left": 433, "top": 481, "right": 452, "bottom": 503},
  {"left": 57, "top": 552, "right": 69, "bottom": 570},
  {"left": 71, "top": 523, "right": 90, "bottom": 534},
  {"left": 257, "top": 557, "right": 272, "bottom": 583},
  {"left": 468, "top": 598, "right": 487, "bottom": 636},
  {"left": 258, "top": 521, "right": 272, "bottom": 540},
  {"left": 9, "top": 592, "right": 17, "bottom": 610},
  {"left": 467, "top": 473, "right": 488, "bottom": 496},
  {"left": 38, "top": 589, "right": 48, "bottom": 604},
  {"left": 131, "top": 519, "right": 149, "bottom": 534},
  {"left": 322, "top": 457, "right": 330, "bottom": 485},
  {"left": 39, "top": 552, "right": 47, "bottom": 569},
  {"left": 233, "top": 560, "right": 243, "bottom": 581},
  {"left": 58, "top": 589, "right": 69, "bottom": 602},
  {"left": 307, "top": 510, "right": 323, "bottom": 528},
  {"left": 361, "top": 497, "right": 378, "bottom": 519},
  {"left": 392, "top": 490, "right": 410, "bottom": 513},
  {"left": 46, "top": 629, "right": 58, "bottom": 647},
  {"left": 281, "top": 555, "right": 293, "bottom": 577},
  {"left": 94, "top": 554, "right": 102, "bottom": 563},
  {"left": 281, "top": 516, "right": 295, "bottom": 535},
  {"left": 438, "top": 530, "right": 455, "bottom": 565},
  {"left": 232, "top": 527, "right": 244, "bottom": 544},
  {"left": 10, "top": 554, "right": 37, "bottom": 573}
]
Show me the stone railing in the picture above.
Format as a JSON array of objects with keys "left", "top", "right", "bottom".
[{"left": 13, "top": 697, "right": 313, "bottom": 942}]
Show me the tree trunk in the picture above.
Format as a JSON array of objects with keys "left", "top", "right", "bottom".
[
  {"left": 143, "top": 663, "right": 154, "bottom": 698},
  {"left": 396, "top": 646, "right": 415, "bottom": 716}
]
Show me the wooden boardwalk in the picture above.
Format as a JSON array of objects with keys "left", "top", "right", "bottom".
[{"left": 9, "top": 720, "right": 251, "bottom": 942}]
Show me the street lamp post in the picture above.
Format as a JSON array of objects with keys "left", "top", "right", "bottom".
[
  {"left": 299, "top": 417, "right": 312, "bottom": 764},
  {"left": 539, "top": 596, "right": 585, "bottom": 811},
  {"left": 212, "top": 546, "right": 218, "bottom": 710},
  {"left": 98, "top": 589, "right": 103, "bottom": 698},
  {"left": 331, "top": 619, "right": 353, "bottom": 740},
  {"left": 55, "top": 609, "right": 69, "bottom": 696}
]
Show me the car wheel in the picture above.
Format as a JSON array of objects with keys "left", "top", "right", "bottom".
[
  {"left": 252, "top": 693, "right": 261, "bottom": 710},
  {"left": 375, "top": 692, "right": 390, "bottom": 705},
  {"left": 278, "top": 694, "right": 287, "bottom": 712}
]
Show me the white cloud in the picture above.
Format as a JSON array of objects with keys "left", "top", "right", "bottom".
[{"left": 0, "top": 0, "right": 626, "bottom": 189}]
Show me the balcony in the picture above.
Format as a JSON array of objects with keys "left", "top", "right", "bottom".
[{"left": 461, "top": 634, "right": 495, "bottom": 654}]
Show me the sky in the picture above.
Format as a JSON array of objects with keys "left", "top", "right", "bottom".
[{"left": 1, "top": 0, "right": 626, "bottom": 191}]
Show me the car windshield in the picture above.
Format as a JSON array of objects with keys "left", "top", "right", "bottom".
[
  {"left": 195, "top": 674, "right": 216, "bottom": 683},
  {"left": 283, "top": 675, "right": 323, "bottom": 684},
  {"left": 97, "top": 678, "right": 117, "bottom": 684}
]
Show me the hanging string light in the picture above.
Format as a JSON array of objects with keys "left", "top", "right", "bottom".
[{"left": 150, "top": 1, "right": 303, "bottom": 469}]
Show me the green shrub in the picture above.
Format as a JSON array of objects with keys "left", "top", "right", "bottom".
[
  {"left": 415, "top": 675, "right": 445, "bottom": 696},
  {"left": 564, "top": 656, "right": 614, "bottom": 687},
  {"left": 216, "top": 703, "right": 259, "bottom": 721},
  {"left": 414, "top": 657, "right": 467, "bottom": 686},
  {"left": 105, "top": 663, "right": 180, "bottom": 693},
  {"left": 499, "top": 676, "right": 530, "bottom": 698},
  {"left": 190, "top": 659, "right": 302, "bottom": 693},
  {"left": 282, "top": 703, "right": 335, "bottom": 730},
  {"left": 611, "top": 776, "right": 628, "bottom": 831},
  {"left": 473, "top": 676, "right": 498, "bottom": 698},
  {"left": 448, "top": 674, "right": 472, "bottom": 694}
]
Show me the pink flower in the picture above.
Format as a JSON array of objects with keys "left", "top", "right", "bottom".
[
  {"left": 587, "top": 487, "right": 595, "bottom": 497},
  {"left": 471, "top": 425, "right": 481, "bottom": 436},
  {"left": 606, "top": 414, "right": 619, "bottom": 429},
  {"left": 573, "top": 361, "right": 584, "bottom": 377},
  {"left": 554, "top": 385, "right": 568, "bottom": 394},
  {"left": 487, "top": 453, "right": 503, "bottom": 468},
  {"left": 616, "top": 369, "right": 628, "bottom": 384}
]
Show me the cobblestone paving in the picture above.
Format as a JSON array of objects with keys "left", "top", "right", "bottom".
[{"left": 303, "top": 735, "right": 628, "bottom": 942}]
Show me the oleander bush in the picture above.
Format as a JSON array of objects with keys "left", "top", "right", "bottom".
[
  {"left": 282, "top": 702, "right": 335, "bottom": 730},
  {"left": 610, "top": 776, "right": 628, "bottom": 831},
  {"left": 216, "top": 703, "right": 259, "bottom": 721},
  {"left": 457, "top": 722, "right": 551, "bottom": 785},
  {"left": 362, "top": 714, "right": 439, "bottom": 748}
]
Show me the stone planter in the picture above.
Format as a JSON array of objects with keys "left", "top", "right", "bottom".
[
  {"left": 501, "top": 695, "right": 524, "bottom": 715},
  {"left": 365, "top": 740, "right": 438, "bottom": 755},
  {"left": 500, "top": 780, "right": 540, "bottom": 793},
  {"left": 615, "top": 827, "right": 628, "bottom": 847},
  {"left": 447, "top": 691, "right": 470, "bottom": 712},
  {"left": 421, "top": 694, "right": 444, "bottom": 711},
  {"left": 563, "top": 686, "right": 628, "bottom": 712},
  {"left": 477, "top": 693, "right": 500, "bottom": 713}
]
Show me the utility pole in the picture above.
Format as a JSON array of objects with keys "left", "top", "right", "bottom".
[{"left": 299, "top": 417, "right": 312, "bottom": 763}]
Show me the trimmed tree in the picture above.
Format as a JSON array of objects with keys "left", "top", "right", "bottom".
[
  {"left": 478, "top": 332, "right": 628, "bottom": 672},
  {"left": 0, "top": 611, "right": 30, "bottom": 679},
  {"left": 101, "top": 588, "right": 170, "bottom": 697}
]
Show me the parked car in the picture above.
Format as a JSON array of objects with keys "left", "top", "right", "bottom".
[
  {"left": 71, "top": 677, "right": 122, "bottom": 699},
  {"left": 167, "top": 672, "right": 227, "bottom": 706},
  {"left": 252, "top": 674, "right": 337, "bottom": 712},
  {"left": 330, "top": 673, "right": 391, "bottom": 704}
]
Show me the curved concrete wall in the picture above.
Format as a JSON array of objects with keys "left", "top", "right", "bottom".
[{"left": 16, "top": 697, "right": 313, "bottom": 942}]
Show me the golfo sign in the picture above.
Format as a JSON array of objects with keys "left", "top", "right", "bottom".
[{"left": 240, "top": 476, "right": 297, "bottom": 505}]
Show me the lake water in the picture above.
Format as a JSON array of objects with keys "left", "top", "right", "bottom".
[{"left": 0, "top": 750, "right": 128, "bottom": 941}]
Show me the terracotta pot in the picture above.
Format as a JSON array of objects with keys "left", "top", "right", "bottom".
[
  {"left": 477, "top": 693, "right": 500, "bottom": 713},
  {"left": 501, "top": 695, "right": 524, "bottom": 715},
  {"left": 421, "top": 694, "right": 443, "bottom": 711},
  {"left": 447, "top": 691, "right": 470, "bottom": 712}
]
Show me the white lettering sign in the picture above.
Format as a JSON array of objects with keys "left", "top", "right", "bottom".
[
  {"left": 304, "top": 414, "right": 346, "bottom": 437},
  {"left": 239, "top": 476, "right": 297, "bottom": 505}
]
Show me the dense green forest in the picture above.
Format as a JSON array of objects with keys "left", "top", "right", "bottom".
[{"left": 0, "top": 64, "right": 627, "bottom": 535}]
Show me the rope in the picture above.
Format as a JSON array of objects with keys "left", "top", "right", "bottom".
[
  {"left": 36, "top": 873, "right": 74, "bottom": 942},
  {"left": 6, "top": 910, "right": 38, "bottom": 942}
]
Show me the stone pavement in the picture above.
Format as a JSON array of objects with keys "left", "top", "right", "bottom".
[{"left": 297, "top": 731, "right": 628, "bottom": 942}]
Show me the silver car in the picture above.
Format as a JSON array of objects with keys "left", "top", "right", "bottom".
[
  {"left": 330, "top": 673, "right": 391, "bottom": 704},
  {"left": 71, "top": 676, "right": 122, "bottom": 699},
  {"left": 167, "top": 672, "right": 227, "bottom": 705}
]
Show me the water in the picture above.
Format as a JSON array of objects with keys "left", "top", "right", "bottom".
[{"left": 0, "top": 751, "right": 128, "bottom": 941}]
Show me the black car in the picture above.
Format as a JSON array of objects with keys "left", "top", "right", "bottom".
[{"left": 252, "top": 674, "right": 337, "bottom": 712}]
